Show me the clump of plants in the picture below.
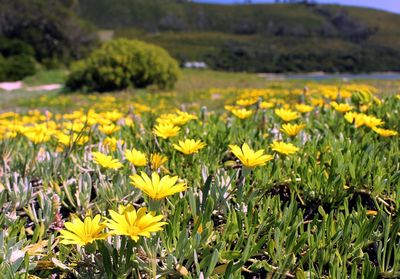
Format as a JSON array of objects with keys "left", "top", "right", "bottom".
[{"left": 65, "top": 39, "right": 181, "bottom": 92}]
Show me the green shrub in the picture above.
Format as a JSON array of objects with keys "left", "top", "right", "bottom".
[
  {"left": 3, "top": 55, "right": 37, "bottom": 81},
  {"left": 0, "top": 55, "right": 6, "bottom": 81},
  {"left": 0, "top": 0, "right": 98, "bottom": 63},
  {"left": 66, "top": 39, "right": 180, "bottom": 92},
  {"left": 0, "top": 37, "right": 37, "bottom": 81},
  {"left": 0, "top": 36, "right": 35, "bottom": 57}
]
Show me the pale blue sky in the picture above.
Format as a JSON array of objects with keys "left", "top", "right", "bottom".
[{"left": 194, "top": 0, "right": 400, "bottom": 14}]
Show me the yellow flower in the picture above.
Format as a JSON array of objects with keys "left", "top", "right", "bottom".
[
  {"left": 294, "top": 104, "right": 313, "bottom": 113},
  {"left": 280, "top": 123, "right": 306, "bottom": 137},
  {"left": 175, "top": 110, "right": 198, "bottom": 121},
  {"left": 56, "top": 132, "right": 89, "bottom": 146},
  {"left": 125, "top": 148, "right": 147, "bottom": 167},
  {"left": 59, "top": 215, "right": 108, "bottom": 246},
  {"left": 151, "top": 153, "right": 168, "bottom": 170},
  {"left": 130, "top": 172, "right": 186, "bottom": 200},
  {"left": 321, "top": 87, "right": 338, "bottom": 100},
  {"left": 224, "top": 105, "right": 238, "bottom": 112},
  {"left": 372, "top": 127, "right": 398, "bottom": 137},
  {"left": 362, "top": 115, "right": 385, "bottom": 128},
  {"left": 124, "top": 117, "right": 134, "bottom": 127},
  {"left": 173, "top": 139, "right": 206, "bottom": 155},
  {"left": 275, "top": 108, "right": 300, "bottom": 122},
  {"left": 99, "top": 123, "right": 121, "bottom": 135},
  {"left": 156, "top": 111, "right": 196, "bottom": 126},
  {"left": 259, "top": 101, "right": 274, "bottom": 109},
  {"left": 229, "top": 143, "right": 273, "bottom": 168},
  {"left": 236, "top": 98, "right": 258, "bottom": 107},
  {"left": 153, "top": 123, "right": 180, "bottom": 139},
  {"left": 311, "top": 98, "right": 325, "bottom": 107},
  {"left": 106, "top": 205, "right": 167, "bottom": 241},
  {"left": 231, "top": 108, "right": 252, "bottom": 119},
  {"left": 22, "top": 124, "right": 55, "bottom": 144},
  {"left": 103, "top": 110, "right": 123, "bottom": 122},
  {"left": 360, "top": 104, "right": 370, "bottom": 112},
  {"left": 270, "top": 141, "right": 299, "bottom": 155},
  {"left": 331, "top": 102, "right": 353, "bottom": 113},
  {"left": 92, "top": 151, "right": 123, "bottom": 170},
  {"left": 344, "top": 112, "right": 362, "bottom": 126},
  {"left": 63, "top": 121, "right": 87, "bottom": 133},
  {"left": 103, "top": 137, "right": 123, "bottom": 152},
  {"left": 346, "top": 113, "right": 385, "bottom": 128}
]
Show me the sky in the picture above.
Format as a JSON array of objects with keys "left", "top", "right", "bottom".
[{"left": 194, "top": 0, "right": 400, "bottom": 14}]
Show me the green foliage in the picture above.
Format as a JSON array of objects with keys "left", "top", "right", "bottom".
[
  {"left": 79, "top": 0, "right": 400, "bottom": 73},
  {"left": 66, "top": 39, "right": 181, "bottom": 92},
  {"left": 0, "top": 0, "right": 98, "bottom": 64},
  {"left": 0, "top": 36, "right": 35, "bottom": 58},
  {"left": 206, "top": 41, "right": 400, "bottom": 73},
  {"left": 0, "top": 37, "right": 37, "bottom": 81},
  {"left": 0, "top": 83, "right": 400, "bottom": 277}
]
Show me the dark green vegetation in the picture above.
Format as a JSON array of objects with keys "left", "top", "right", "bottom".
[
  {"left": 0, "top": 37, "right": 36, "bottom": 81},
  {"left": 66, "top": 39, "right": 181, "bottom": 92},
  {"left": 79, "top": 0, "right": 400, "bottom": 73},
  {"left": 0, "top": 0, "right": 97, "bottom": 67},
  {"left": 1, "top": 0, "right": 400, "bottom": 80}
]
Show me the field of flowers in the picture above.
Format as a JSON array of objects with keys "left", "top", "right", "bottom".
[{"left": 0, "top": 83, "right": 399, "bottom": 278}]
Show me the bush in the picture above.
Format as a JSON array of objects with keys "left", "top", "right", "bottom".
[
  {"left": 2, "top": 55, "right": 37, "bottom": 81},
  {"left": 66, "top": 39, "right": 181, "bottom": 92},
  {"left": 0, "top": 0, "right": 98, "bottom": 63},
  {"left": 0, "top": 37, "right": 37, "bottom": 81},
  {"left": 0, "top": 36, "right": 35, "bottom": 58}
]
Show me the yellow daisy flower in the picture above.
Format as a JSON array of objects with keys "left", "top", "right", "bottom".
[
  {"left": 275, "top": 108, "right": 300, "bottom": 122},
  {"left": 99, "top": 123, "right": 121, "bottom": 135},
  {"left": 331, "top": 102, "right": 353, "bottom": 113},
  {"left": 229, "top": 143, "right": 273, "bottom": 168},
  {"left": 59, "top": 215, "right": 108, "bottom": 246},
  {"left": 92, "top": 151, "right": 123, "bottom": 170},
  {"left": 173, "top": 139, "right": 206, "bottom": 155},
  {"left": 130, "top": 171, "right": 186, "bottom": 200},
  {"left": 231, "top": 108, "right": 252, "bottom": 119},
  {"left": 294, "top": 104, "right": 313, "bottom": 113},
  {"left": 150, "top": 153, "right": 168, "bottom": 170},
  {"left": 106, "top": 205, "right": 167, "bottom": 241},
  {"left": 153, "top": 123, "right": 180, "bottom": 139},
  {"left": 280, "top": 123, "right": 306, "bottom": 137},
  {"left": 125, "top": 148, "right": 147, "bottom": 167},
  {"left": 372, "top": 127, "right": 398, "bottom": 137},
  {"left": 270, "top": 141, "right": 299, "bottom": 155}
]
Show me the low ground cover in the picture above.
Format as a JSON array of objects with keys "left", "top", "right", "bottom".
[{"left": 0, "top": 73, "right": 399, "bottom": 277}]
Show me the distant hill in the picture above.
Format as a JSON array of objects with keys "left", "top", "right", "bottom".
[{"left": 78, "top": 0, "right": 400, "bottom": 73}]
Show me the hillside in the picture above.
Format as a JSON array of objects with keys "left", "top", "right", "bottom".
[{"left": 78, "top": 0, "right": 400, "bottom": 73}]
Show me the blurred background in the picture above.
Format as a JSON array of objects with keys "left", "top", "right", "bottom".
[{"left": 1, "top": 0, "right": 400, "bottom": 84}]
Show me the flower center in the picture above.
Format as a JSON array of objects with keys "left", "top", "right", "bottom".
[{"left": 128, "top": 226, "right": 140, "bottom": 236}]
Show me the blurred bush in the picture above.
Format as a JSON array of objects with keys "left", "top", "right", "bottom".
[
  {"left": 0, "top": 0, "right": 98, "bottom": 65},
  {"left": 65, "top": 39, "right": 180, "bottom": 92},
  {"left": 0, "top": 37, "right": 37, "bottom": 81}
]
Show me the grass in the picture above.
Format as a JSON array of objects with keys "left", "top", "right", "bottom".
[
  {"left": 0, "top": 70, "right": 66, "bottom": 111},
  {"left": 2, "top": 69, "right": 400, "bottom": 111},
  {"left": 1, "top": 69, "right": 277, "bottom": 112},
  {"left": 23, "top": 69, "right": 67, "bottom": 86}
]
